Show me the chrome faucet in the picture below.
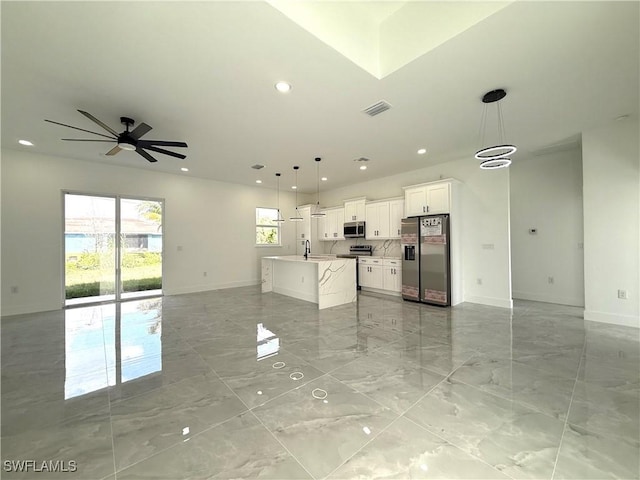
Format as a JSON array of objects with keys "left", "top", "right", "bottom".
[{"left": 304, "top": 239, "right": 311, "bottom": 260}]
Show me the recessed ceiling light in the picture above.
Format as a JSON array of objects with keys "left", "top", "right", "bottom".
[
  {"left": 18, "top": 139, "right": 34, "bottom": 146},
  {"left": 291, "top": 185, "right": 297, "bottom": 189},
  {"left": 360, "top": 165, "right": 367, "bottom": 170},
  {"left": 417, "top": 148, "right": 427, "bottom": 155},
  {"left": 275, "top": 81, "right": 292, "bottom": 93},
  {"left": 321, "top": 177, "right": 327, "bottom": 181},
  {"left": 256, "top": 180, "right": 262, "bottom": 184},
  {"left": 181, "top": 167, "right": 189, "bottom": 172}
]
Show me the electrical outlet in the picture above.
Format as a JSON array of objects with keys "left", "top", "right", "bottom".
[
  {"left": 618, "top": 289, "right": 627, "bottom": 300},
  {"left": 10, "top": 286, "right": 18, "bottom": 294},
  {"left": 301, "top": 276, "right": 304, "bottom": 284},
  {"left": 477, "top": 278, "right": 482, "bottom": 285},
  {"left": 203, "top": 271, "right": 207, "bottom": 277},
  {"left": 177, "top": 245, "right": 183, "bottom": 251},
  {"left": 548, "top": 276, "right": 554, "bottom": 284}
]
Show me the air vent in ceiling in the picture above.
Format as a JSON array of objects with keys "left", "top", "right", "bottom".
[
  {"left": 251, "top": 164, "right": 265, "bottom": 170},
  {"left": 362, "top": 100, "right": 392, "bottom": 117}
]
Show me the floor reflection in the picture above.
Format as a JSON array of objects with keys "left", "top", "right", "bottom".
[{"left": 64, "top": 298, "right": 162, "bottom": 399}]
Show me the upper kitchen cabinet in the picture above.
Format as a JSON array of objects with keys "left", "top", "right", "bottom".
[
  {"left": 389, "top": 198, "right": 404, "bottom": 238},
  {"left": 344, "top": 198, "right": 366, "bottom": 222},
  {"left": 365, "top": 197, "right": 404, "bottom": 239},
  {"left": 295, "top": 205, "right": 314, "bottom": 255},
  {"left": 365, "top": 201, "right": 390, "bottom": 239},
  {"left": 318, "top": 207, "right": 344, "bottom": 241},
  {"left": 403, "top": 180, "right": 456, "bottom": 217}
]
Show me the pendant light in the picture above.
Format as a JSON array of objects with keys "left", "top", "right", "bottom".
[
  {"left": 289, "top": 166, "right": 303, "bottom": 221},
  {"left": 475, "top": 88, "right": 517, "bottom": 169},
  {"left": 275, "top": 173, "right": 285, "bottom": 223},
  {"left": 310, "top": 157, "right": 326, "bottom": 218}
]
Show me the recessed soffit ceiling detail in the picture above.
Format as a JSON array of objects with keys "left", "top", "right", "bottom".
[{"left": 267, "top": 1, "right": 513, "bottom": 79}]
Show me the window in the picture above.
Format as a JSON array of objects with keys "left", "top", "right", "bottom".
[{"left": 256, "top": 207, "right": 280, "bottom": 246}]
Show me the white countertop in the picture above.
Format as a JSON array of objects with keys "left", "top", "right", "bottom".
[{"left": 263, "top": 255, "right": 353, "bottom": 264}]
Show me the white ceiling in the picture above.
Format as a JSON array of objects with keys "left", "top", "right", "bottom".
[{"left": 2, "top": 1, "right": 638, "bottom": 193}]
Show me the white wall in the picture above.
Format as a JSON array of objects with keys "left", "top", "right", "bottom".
[
  {"left": 510, "top": 147, "right": 584, "bottom": 306},
  {"left": 1, "top": 149, "right": 303, "bottom": 316},
  {"left": 318, "top": 155, "right": 513, "bottom": 309},
  {"left": 582, "top": 119, "right": 640, "bottom": 328}
]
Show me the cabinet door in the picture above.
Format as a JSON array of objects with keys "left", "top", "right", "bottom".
[
  {"left": 327, "top": 209, "right": 337, "bottom": 239},
  {"left": 317, "top": 212, "right": 328, "bottom": 241},
  {"left": 297, "top": 206, "right": 311, "bottom": 240},
  {"left": 365, "top": 203, "right": 379, "bottom": 239},
  {"left": 383, "top": 266, "right": 402, "bottom": 292},
  {"left": 389, "top": 199, "right": 404, "bottom": 238},
  {"left": 365, "top": 202, "right": 390, "bottom": 238},
  {"left": 404, "top": 186, "right": 427, "bottom": 217},
  {"left": 425, "top": 183, "right": 450, "bottom": 214},
  {"left": 369, "top": 265, "right": 384, "bottom": 289},
  {"left": 335, "top": 208, "right": 345, "bottom": 239},
  {"left": 345, "top": 199, "right": 365, "bottom": 222},
  {"left": 358, "top": 263, "right": 371, "bottom": 288}
]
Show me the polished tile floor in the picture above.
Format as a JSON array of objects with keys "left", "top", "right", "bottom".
[{"left": 2, "top": 287, "right": 639, "bottom": 479}]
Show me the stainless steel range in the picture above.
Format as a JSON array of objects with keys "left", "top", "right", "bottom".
[{"left": 337, "top": 245, "right": 373, "bottom": 290}]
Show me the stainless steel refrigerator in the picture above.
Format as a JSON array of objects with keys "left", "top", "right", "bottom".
[{"left": 401, "top": 215, "right": 451, "bottom": 306}]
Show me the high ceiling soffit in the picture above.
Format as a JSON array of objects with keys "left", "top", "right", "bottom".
[{"left": 267, "top": 1, "right": 513, "bottom": 79}]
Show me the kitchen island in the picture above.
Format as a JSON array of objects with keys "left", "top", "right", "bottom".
[{"left": 261, "top": 255, "right": 356, "bottom": 309}]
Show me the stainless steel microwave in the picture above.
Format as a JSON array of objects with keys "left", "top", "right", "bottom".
[{"left": 344, "top": 221, "right": 366, "bottom": 238}]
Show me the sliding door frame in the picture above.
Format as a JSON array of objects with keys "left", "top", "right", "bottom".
[{"left": 62, "top": 190, "right": 165, "bottom": 308}]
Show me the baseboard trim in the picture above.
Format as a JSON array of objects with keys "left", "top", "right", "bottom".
[
  {"left": 583, "top": 310, "right": 640, "bottom": 328},
  {"left": 512, "top": 290, "right": 584, "bottom": 307},
  {"left": 464, "top": 295, "right": 513, "bottom": 309},
  {"left": 1, "top": 302, "right": 62, "bottom": 318},
  {"left": 164, "top": 279, "right": 259, "bottom": 296}
]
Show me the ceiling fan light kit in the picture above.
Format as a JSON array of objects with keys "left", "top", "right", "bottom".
[
  {"left": 45, "top": 110, "right": 188, "bottom": 163},
  {"left": 475, "top": 88, "right": 516, "bottom": 169}
]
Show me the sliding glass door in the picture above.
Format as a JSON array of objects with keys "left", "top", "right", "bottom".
[{"left": 64, "top": 193, "right": 163, "bottom": 306}]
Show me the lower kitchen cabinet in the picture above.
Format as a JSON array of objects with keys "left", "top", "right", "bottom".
[
  {"left": 359, "top": 258, "right": 401, "bottom": 295},
  {"left": 383, "top": 259, "right": 402, "bottom": 293},
  {"left": 358, "top": 258, "right": 383, "bottom": 289}
]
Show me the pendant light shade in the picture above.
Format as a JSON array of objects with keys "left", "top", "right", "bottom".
[
  {"left": 289, "top": 166, "right": 303, "bottom": 222},
  {"left": 311, "top": 157, "right": 326, "bottom": 218},
  {"left": 275, "top": 173, "right": 285, "bottom": 222},
  {"left": 475, "top": 88, "right": 516, "bottom": 169}
]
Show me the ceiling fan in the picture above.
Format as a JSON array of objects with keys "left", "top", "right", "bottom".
[{"left": 45, "top": 110, "right": 188, "bottom": 163}]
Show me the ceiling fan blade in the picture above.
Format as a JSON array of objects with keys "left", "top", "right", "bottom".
[
  {"left": 142, "top": 145, "right": 187, "bottom": 159},
  {"left": 106, "top": 145, "right": 122, "bottom": 156},
  {"left": 137, "top": 140, "right": 188, "bottom": 148},
  {"left": 136, "top": 147, "right": 158, "bottom": 163},
  {"left": 61, "top": 138, "right": 115, "bottom": 142},
  {"left": 77, "top": 110, "right": 119, "bottom": 136},
  {"left": 129, "top": 122, "right": 152, "bottom": 140},
  {"left": 45, "top": 119, "right": 115, "bottom": 139}
]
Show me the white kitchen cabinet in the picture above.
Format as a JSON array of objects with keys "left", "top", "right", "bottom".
[
  {"left": 383, "top": 259, "right": 402, "bottom": 293},
  {"left": 389, "top": 199, "right": 404, "bottom": 238},
  {"left": 295, "top": 205, "right": 312, "bottom": 255},
  {"left": 365, "top": 201, "right": 390, "bottom": 239},
  {"left": 403, "top": 181, "right": 451, "bottom": 216},
  {"left": 318, "top": 207, "right": 344, "bottom": 241},
  {"left": 358, "top": 257, "right": 383, "bottom": 289},
  {"left": 344, "top": 198, "right": 366, "bottom": 222}
]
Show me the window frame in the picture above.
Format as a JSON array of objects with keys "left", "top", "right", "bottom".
[{"left": 255, "top": 207, "right": 281, "bottom": 247}]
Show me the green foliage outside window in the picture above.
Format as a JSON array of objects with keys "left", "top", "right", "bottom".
[{"left": 256, "top": 207, "right": 280, "bottom": 245}]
